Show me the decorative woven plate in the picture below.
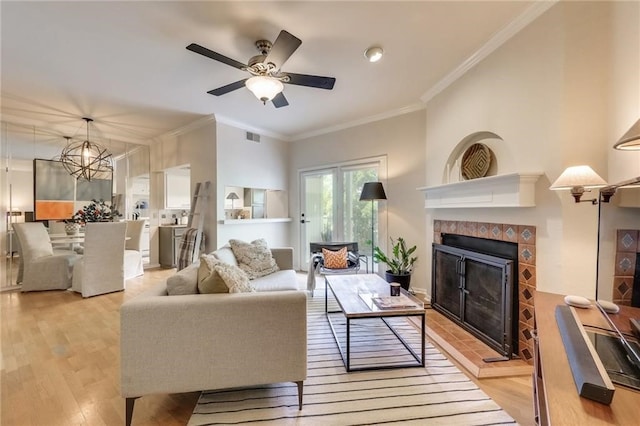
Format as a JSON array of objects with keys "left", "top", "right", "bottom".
[{"left": 461, "top": 143, "right": 491, "bottom": 180}]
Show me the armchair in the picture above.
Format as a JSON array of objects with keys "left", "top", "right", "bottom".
[{"left": 307, "top": 242, "right": 368, "bottom": 293}]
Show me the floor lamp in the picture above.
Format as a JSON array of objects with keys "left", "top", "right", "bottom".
[{"left": 359, "top": 182, "right": 387, "bottom": 271}]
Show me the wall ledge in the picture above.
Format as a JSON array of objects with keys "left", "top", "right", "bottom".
[
  {"left": 219, "top": 218, "right": 292, "bottom": 224},
  {"left": 418, "top": 173, "right": 543, "bottom": 209}
]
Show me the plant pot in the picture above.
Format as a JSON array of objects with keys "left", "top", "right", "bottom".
[
  {"left": 64, "top": 223, "right": 80, "bottom": 236},
  {"left": 384, "top": 270, "right": 411, "bottom": 291}
]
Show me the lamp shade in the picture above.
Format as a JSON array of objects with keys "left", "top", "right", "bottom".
[
  {"left": 245, "top": 76, "right": 284, "bottom": 103},
  {"left": 613, "top": 118, "right": 640, "bottom": 150},
  {"left": 549, "top": 165, "right": 607, "bottom": 190},
  {"left": 360, "top": 182, "right": 387, "bottom": 200},
  {"left": 226, "top": 192, "right": 239, "bottom": 200}
]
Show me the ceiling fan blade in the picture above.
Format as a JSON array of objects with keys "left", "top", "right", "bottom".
[
  {"left": 186, "top": 43, "right": 247, "bottom": 70},
  {"left": 285, "top": 73, "right": 336, "bottom": 90},
  {"left": 272, "top": 92, "right": 289, "bottom": 108},
  {"left": 207, "top": 79, "right": 248, "bottom": 96},
  {"left": 264, "top": 30, "right": 302, "bottom": 70}
]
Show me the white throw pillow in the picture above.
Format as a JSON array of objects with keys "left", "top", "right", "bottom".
[
  {"left": 213, "top": 246, "right": 239, "bottom": 267},
  {"left": 166, "top": 262, "right": 199, "bottom": 295},
  {"left": 229, "top": 238, "right": 279, "bottom": 279},
  {"left": 215, "top": 262, "right": 254, "bottom": 293},
  {"left": 198, "top": 254, "right": 229, "bottom": 294}
]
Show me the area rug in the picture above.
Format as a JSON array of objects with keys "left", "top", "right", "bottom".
[{"left": 188, "top": 290, "right": 516, "bottom": 425}]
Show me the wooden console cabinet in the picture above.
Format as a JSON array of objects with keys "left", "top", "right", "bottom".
[{"left": 533, "top": 291, "right": 640, "bottom": 425}]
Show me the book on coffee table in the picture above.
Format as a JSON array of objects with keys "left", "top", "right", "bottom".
[{"left": 371, "top": 295, "right": 418, "bottom": 309}]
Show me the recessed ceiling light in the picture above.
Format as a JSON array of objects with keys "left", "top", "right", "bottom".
[{"left": 364, "top": 46, "right": 384, "bottom": 63}]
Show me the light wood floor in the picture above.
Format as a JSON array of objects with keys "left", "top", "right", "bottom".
[{"left": 1, "top": 268, "right": 533, "bottom": 426}]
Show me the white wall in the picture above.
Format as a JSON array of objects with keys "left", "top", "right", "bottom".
[
  {"left": 215, "top": 122, "right": 291, "bottom": 248},
  {"left": 596, "top": 0, "right": 640, "bottom": 301},
  {"left": 149, "top": 118, "right": 217, "bottom": 262},
  {"left": 423, "top": 1, "right": 640, "bottom": 298},
  {"left": 290, "top": 110, "right": 427, "bottom": 289}
]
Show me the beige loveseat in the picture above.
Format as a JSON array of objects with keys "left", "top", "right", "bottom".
[{"left": 120, "top": 247, "right": 307, "bottom": 426}]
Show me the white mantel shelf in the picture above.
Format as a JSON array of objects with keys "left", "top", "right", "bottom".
[
  {"left": 219, "top": 218, "right": 292, "bottom": 225},
  {"left": 418, "top": 173, "right": 543, "bottom": 209}
]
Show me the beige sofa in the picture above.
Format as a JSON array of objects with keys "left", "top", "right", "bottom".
[{"left": 120, "top": 247, "right": 307, "bottom": 426}]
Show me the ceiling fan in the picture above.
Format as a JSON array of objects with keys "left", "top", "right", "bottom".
[{"left": 186, "top": 30, "right": 336, "bottom": 108}]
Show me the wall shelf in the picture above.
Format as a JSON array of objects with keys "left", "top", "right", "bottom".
[
  {"left": 418, "top": 173, "right": 542, "bottom": 209},
  {"left": 220, "top": 218, "right": 292, "bottom": 225}
]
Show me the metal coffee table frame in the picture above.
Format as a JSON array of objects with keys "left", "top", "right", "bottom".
[{"left": 325, "top": 274, "right": 425, "bottom": 372}]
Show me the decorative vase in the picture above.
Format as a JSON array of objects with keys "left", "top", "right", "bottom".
[{"left": 65, "top": 223, "right": 80, "bottom": 236}]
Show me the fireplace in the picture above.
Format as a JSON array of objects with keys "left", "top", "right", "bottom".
[
  {"left": 432, "top": 234, "right": 518, "bottom": 359},
  {"left": 433, "top": 220, "right": 537, "bottom": 363}
]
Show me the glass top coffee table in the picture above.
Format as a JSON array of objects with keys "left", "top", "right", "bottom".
[{"left": 324, "top": 274, "right": 425, "bottom": 372}]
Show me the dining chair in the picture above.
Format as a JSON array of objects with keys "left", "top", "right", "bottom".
[
  {"left": 124, "top": 220, "right": 145, "bottom": 279},
  {"left": 13, "top": 222, "right": 80, "bottom": 292},
  {"left": 72, "top": 222, "right": 127, "bottom": 297}
]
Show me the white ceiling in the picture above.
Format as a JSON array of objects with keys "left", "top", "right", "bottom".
[{"left": 1, "top": 0, "right": 545, "bottom": 157}]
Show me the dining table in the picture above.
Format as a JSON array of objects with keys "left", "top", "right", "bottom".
[
  {"left": 49, "top": 233, "right": 129, "bottom": 250},
  {"left": 49, "top": 233, "right": 86, "bottom": 250}
]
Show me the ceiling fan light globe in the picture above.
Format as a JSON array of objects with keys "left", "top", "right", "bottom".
[{"left": 245, "top": 76, "right": 284, "bottom": 104}]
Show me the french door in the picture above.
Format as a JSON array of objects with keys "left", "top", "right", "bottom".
[{"left": 300, "top": 159, "right": 384, "bottom": 271}]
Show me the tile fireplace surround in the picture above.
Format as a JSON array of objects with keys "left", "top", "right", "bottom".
[
  {"left": 614, "top": 229, "right": 639, "bottom": 305},
  {"left": 433, "top": 220, "right": 537, "bottom": 363}
]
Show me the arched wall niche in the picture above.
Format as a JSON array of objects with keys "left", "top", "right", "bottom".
[{"left": 442, "top": 131, "right": 516, "bottom": 184}]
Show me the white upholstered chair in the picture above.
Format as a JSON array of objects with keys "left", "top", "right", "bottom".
[
  {"left": 48, "top": 220, "right": 66, "bottom": 235},
  {"left": 124, "top": 220, "right": 145, "bottom": 279},
  {"left": 13, "top": 222, "right": 80, "bottom": 292},
  {"left": 72, "top": 222, "right": 127, "bottom": 298}
]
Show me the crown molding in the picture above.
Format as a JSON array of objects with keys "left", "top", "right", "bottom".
[
  {"left": 163, "top": 114, "right": 216, "bottom": 137},
  {"left": 213, "top": 114, "right": 289, "bottom": 141},
  {"left": 292, "top": 102, "right": 426, "bottom": 141},
  {"left": 420, "top": 0, "right": 558, "bottom": 103}
]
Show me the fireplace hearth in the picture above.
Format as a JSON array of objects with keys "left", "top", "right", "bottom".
[
  {"left": 432, "top": 234, "right": 518, "bottom": 359},
  {"left": 433, "top": 220, "right": 537, "bottom": 363}
]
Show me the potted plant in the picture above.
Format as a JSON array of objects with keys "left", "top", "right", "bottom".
[
  {"left": 63, "top": 199, "right": 120, "bottom": 234},
  {"left": 373, "top": 237, "right": 418, "bottom": 290}
]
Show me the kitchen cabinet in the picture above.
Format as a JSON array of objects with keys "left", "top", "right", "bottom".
[
  {"left": 165, "top": 169, "right": 191, "bottom": 209},
  {"left": 159, "top": 225, "right": 186, "bottom": 268}
]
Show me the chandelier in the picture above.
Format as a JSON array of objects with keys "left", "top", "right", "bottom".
[{"left": 59, "top": 117, "right": 113, "bottom": 181}]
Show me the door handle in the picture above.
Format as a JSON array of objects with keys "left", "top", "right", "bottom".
[{"left": 300, "top": 219, "right": 311, "bottom": 224}]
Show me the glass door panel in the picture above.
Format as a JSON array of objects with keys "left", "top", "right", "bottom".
[
  {"left": 342, "top": 165, "right": 378, "bottom": 271},
  {"left": 300, "top": 170, "right": 335, "bottom": 270},
  {"left": 300, "top": 161, "right": 382, "bottom": 271}
]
